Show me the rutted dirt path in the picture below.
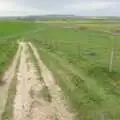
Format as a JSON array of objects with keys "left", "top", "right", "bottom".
[{"left": 11, "top": 42, "right": 74, "bottom": 120}]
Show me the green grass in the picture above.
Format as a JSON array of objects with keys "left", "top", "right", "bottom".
[
  {"left": 0, "top": 20, "right": 120, "bottom": 119},
  {"left": 1, "top": 46, "right": 21, "bottom": 120},
  {"left": 1, "top": 76, "right": 17, "bottom": 120},
  {"left": 40, "top": 19, "right": 120, "bottom": 31},
  {"left": 0, "top": 41, "right": 18, "bottom": 83},
  {"left": 0, "top": 21, "right": 37, "bottom": 37},
  {"left": 28, "top": 22, "right": 120, "bottom": 119},
  {"left": 0, "top": 21, "right": 38, "bottom": 83}
]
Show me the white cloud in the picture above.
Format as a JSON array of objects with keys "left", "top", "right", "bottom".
[
  {"left": 0, "top": 1, "right": 48, "bottom": 16},
  {"left": 0, "top": 0, "right": 119, "bottom": 16},
  {"left": 0, "top": 1, "right": 13, "bottom": 11},
  {"left": 65, "top": 1, "right": 114, "bottom": 11}
]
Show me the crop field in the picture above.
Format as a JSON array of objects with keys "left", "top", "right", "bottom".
[{"left": 0, "top": 19, "right": 120, "bottom": 120}]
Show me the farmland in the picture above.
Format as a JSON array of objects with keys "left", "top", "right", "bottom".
[{"left": 0, "top": 19, "right": 120, "bottom": 120}]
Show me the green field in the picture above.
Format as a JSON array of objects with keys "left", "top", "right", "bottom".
[
  {"left": 0, "top": 21, "right": 37, "bottom": 82},
  {"left": 1, "top": 20, "right": 120, "bottom": 119},
  {"left": 29, "top": 21, "right": 120, "bottom": 119}
]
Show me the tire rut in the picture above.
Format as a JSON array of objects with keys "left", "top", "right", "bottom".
[
  {"left": 13, "top": 42, "right": 54, "bottom": 120},
  {"left": 28, "top": 42, "right": 74, "bottom": 120}
]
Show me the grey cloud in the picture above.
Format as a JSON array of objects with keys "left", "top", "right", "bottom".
[{"left": 0, "top": 0, "right": 120, "bottom": 16}]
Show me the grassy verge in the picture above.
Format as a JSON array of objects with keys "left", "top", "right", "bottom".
[
  {"left": 0, "top": 42, "right": 18, "bottom": 84},
  {"left": 1, "top": 46, "right": 22, "bottom": 120},
  {"left": 32, "top": 44, "right": 120, "bottom": 120},
  {"left": 0, "top": 21, "right": 40, "bottom": 84},
  {"left": 25, "top": 22, "right": 120, "bottom": 119},
  {"left": 1, "top": 77, "right": 17, "bottom": 120},
  {"left": 0, "top": 20, "right": 120, "bottom": 119}
]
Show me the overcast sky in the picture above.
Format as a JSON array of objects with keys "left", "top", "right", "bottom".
[{"left": 0, "top": 0, "right": 119, "bottom": 16}]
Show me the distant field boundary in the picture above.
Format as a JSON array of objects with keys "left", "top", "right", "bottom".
[{"left": 0, "top": 28, "right": 42, "bottom": 44}]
